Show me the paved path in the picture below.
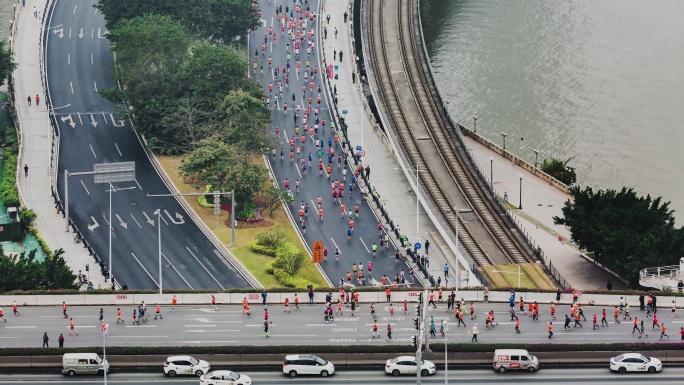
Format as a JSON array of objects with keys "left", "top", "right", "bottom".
[{"left": 11, "top": 0, "right": 106, "bottom": 288}]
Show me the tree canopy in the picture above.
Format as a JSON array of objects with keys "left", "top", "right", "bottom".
[
  {"left": 554, "top": 186, "right": 684, "bottom": 286},
  {"left": 0, "top": 40, "right": 16, "bottom": 88},
  {"left": 0, "top": 247, "right": 79, "bottom": 292},
  {"left": 95, "top": 0, "right": 259, "bottom": 43}
]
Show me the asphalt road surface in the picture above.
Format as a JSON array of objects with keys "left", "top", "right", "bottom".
[
  {"left": 251, "top": 0, "right": 417, "bottom": 288},
  {"left": 45, "top": 0, "right": 251, "bottom": 289},
  {"left": 2, "top": 302, "right": 683, "bottom": 347},
  {"left": 2, "top": 368, "right": 684, "bottom": 384}
]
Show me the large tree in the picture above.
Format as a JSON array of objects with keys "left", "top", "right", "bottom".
[
  {"left": 0, "top": 246, "right": 78, "bottom": 292},
  {"left": 95, "top": 0, "right": 259, "bottom": 43},
  {"left": 554, "top": 186, "right": 684, "bottom": 286}
]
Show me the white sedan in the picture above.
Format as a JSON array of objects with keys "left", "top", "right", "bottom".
[
  {"left": 610, "top": 353, "right": 662, "bottom": 374},
  {"left": 199, "top": 370, "right": 252, "bottom": 385},
  {"left": 385, "top": 356, "right": 437, "bottom": 376}
]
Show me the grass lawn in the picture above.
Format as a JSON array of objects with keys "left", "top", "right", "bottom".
[
  {"left": 482, "top": 263, "right": 555, "bottom": 290},
  {"left": 157, "top": 156, "right": 327, "bottom": 289}
]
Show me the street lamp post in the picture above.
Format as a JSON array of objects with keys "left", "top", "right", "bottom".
[
  {"left": 518, "top": 174, "right": 523, "bottom": 210},
  {"left": 102, "top": 323, "right": 109, "bottom": 385},
  {"left": 454, "top": 205, "right": 459, "bottom": 294},
  {"left": 444, "top": 321, "right": 448, "bottom": 385},
  {"left": 533, "top": 149, "right": 539, "bottom": 168},
  {"left": 501, "top": 132, "right": 507, "bottom": 150},
  {"left": 489, "top": 156, "right": 493, "bottom": 188},
  {"left": 155, "top": 209, "right": 162, "bottom": 295},
  {"left": 473, "top": 116, "right": 477, "bottom": 134}
]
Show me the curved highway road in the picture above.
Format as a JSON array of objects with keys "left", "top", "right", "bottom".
[{"left": 45, "top": 0, "right": 251, "bottom": 289}]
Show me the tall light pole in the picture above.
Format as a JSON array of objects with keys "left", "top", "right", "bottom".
[
  {"left": 444, "top": 320, "right": 448, "bottom": 385},
  {"left": 501, "top": 132, "right": 507, "bottom": 150},
  {"left": 454, "top": 205, "right": 459, "bottom": 294},
  {"left": 473, "top": 116, "right": 477, "bottom": 134},
  {"left": 102, "top": 323, "right": 109, "bottom": 385},
  {"left": 489, "top": 156, "right": 493, "bottom": 188},
  {"left": 533, "top": 149, "right": 539, "bottom": 168},
  {"left": 518, "top": 174, "right": 523, "bottom": 210},
  {"left": 155, "top": 209, "right": 162, "bottom": 294}
]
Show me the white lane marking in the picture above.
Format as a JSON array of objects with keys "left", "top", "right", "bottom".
[
  {"left": 134, "top": 179, "right": 142, "bottom": 190},
  {"left": 359, "top": 237, "right": 370, "bottom": 253},
  {"left": 305, "top": 324, "right": 336, "bottom": 327},
  {"left": 0, "top": 337, "right": 18, "bottom": 339},
  {"left": 70, "top": 81, "right": 73, "bottom": 94},
  {"left": 114, "top": 143, "right": 122, "bottom": 156},
  {"left": 124, "top": 325, "right": 156, "bottom": 328},
  {"left": 93, "top": 81, "right": 98, "bottom": 92},
  {"left": 89, "top": 144, "right": 96, "bottom": 158},
  {"left": 67, "top": 53, "right": 70, "bottom": 65},
  {"left": 129, "top": 213, "right": 142, "bottom": 228},
  {"left": 91, "top": 53, "right": 94, "bottom": 65},
  {"left": 108, "top": 336, "right": 169, "bottom": 338},
  {"left": 185, "top": 247, "right": 225, "bottom": 290},
  {"left": 185, "top": 325, "right": 215, "bottom": 328},
  {"left": 73, "top": 4, "right": 77, "bottom": 14},
  {"left": 94, "top": 7, "right": 97, "bottom": 14},
  {"left": 102, "top": 111, "right": 108, "bottom": 124},
  {"left": 91, "top": 28, "right": 94, "bottom": 39},
  {"left": 5, "top": 326, "right": 37, "bottom": 329},
  {"left": 160, "top": 214, "right": 169, "bottom": 225},
  {"left": 80, "top": 180, "right": 90, "bottom": 195},
  {"left": 330, "top": 237, "right": 340, "bottom": 251},
  {"left": 182, "top": 341, "right": 237, "bottom": 344},
  {"left": 39, "top": 316, "right": 91, "bottom": 318},
  {"left": 161, "top": 252, "right": 194, "bottom": 289},
  {"left": 69, "top": 28, "right": 71, "bottom": 39},
  {"left": 130, "top": 253, "right": 160, "bottom": 288},
  {"left": 77, "top": 111, "right": 83, "bottom": 125}
]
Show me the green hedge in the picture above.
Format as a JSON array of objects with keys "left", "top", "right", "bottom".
[
  {"left": 1, "top": 342, "right": 682, "bottom": 357},
  {"left": 248, "top": 242, "right": 277, "bottom": 257},
  {"left": 1, "top": 151, "right": 19, "bottom": 208}
]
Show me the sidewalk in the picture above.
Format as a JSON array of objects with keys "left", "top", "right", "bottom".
[
  {"left": 10, "top": 0, "right": 106, "bottom": 288},
  {"left": 458, "top": 130, "right": 627, "bottom": 290},
  {"left": 320, "top": 0, "right": 464, "bottom": 288}
]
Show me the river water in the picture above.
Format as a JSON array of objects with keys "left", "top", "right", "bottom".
[{"left": 420, "top": 0, "right": 684, "bottom": 222}]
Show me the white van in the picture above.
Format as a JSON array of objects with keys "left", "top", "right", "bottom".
[
  {"left": 493, "top": 349, "right": 539, "bottom": 373},
  {"left": 62, "top": 353, "right": 110, "bottom": 376}
]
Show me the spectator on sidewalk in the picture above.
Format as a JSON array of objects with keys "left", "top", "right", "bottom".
[
  {"left": 24, "top": 164, "right": 29, "bottom": 177},
  {"left": 58, "top": 334, "right": 65, "bottom": 348},
  {"left": 42, "top": 332, "right": 49, "bottom": 348},
  {"left": 27, "top": 95, "right": 31, "bottom": 106}
]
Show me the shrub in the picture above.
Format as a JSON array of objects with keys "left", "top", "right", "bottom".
[
  {"left": 248, "top": 242, "right": 277, "bottom": 257},
  {"left": 272, "top": 249, "right": 305, "bottom": 276},
  {"left": 20, "top": 207, "right": 37, "bottom": 229},
  {"left": 271, "top": 266, "right": 313, "bottom": 288},
  {"left": 1, "top": 152, "right": 19, "bottom": 208},
  {"left": 255, "top": 229, "right": 288, "bottom": 250}
]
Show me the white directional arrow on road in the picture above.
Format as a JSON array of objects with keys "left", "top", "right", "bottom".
[
  {"left": 142, "top": 211, "right": 155, "bottom": 226},
  {"left": 87, "top": 217, "right": 99, "bottom": 231},
  {"left": 60, "top": 114, "right": 76, "bottom": 128},
  {"left": 164, "top": 210, "right": 185, "bottom": 224},
  {"left": 97, "top": 28, "right": 108, "bottom": 38},
  {"left": 52, "top": 28, "right": 64, "bottom": 38},
  {"left": 115, "top": 214, "right": 128, "bottom": 229},
  {"left": 110, "top": 114, "right": 125, "bottom": 127},
  {"left": 78, "top": 28, "right": 84, "bottom": 38},
  {"left": 89, "top": 114, "right": 98, "bottom": 128}
]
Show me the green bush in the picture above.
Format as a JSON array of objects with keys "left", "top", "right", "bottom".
[
  {"left": 270, "top": 267, "right": 313, "bottom": 289},
  {"left": 20, "top": 207, "right": 37, "bottom": 229},
  {"left": 248, "top": 242, "right": 277, "bottom": 257},
  {"left": 197, "top": 184, "right": 213, "bottom": 208},
  {"left": 255, "top": 229, "right": 288, "bottom": 250},
  {"left": 28, "top": 226, "right": 51, "bottom": 255},
  {"left": 1, "top": 151, "right": 19, "bottom": 208},
  {"left": 272, "top": 249, "right": 305, "bottom": 276}
]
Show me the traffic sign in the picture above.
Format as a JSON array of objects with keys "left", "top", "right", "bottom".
[
  {"left": 356, "top": 145, "right": 363, "bottom": 151},
  {"left": 312, "top": 241, "right": 324, "bottom": 263},
  {"left": 414, "top": 242, "right": 422, "bottom": 250},
  {"left": 342, "top": 109, "right": 348, "bottom": 115},
  {"left": 359, "top": 150, "right": 366, "bottom": 157}
]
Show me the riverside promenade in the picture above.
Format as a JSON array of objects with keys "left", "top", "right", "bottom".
[{"left": 9, "top": 0, "right": 106, "bottom": 288}]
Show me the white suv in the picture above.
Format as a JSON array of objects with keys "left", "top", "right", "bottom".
[
  {"left": 283, "top": 354, "right": 335, "bottom": 377},
  {"left": 164, "top": 355, "right": 210, "bottom": 377}
]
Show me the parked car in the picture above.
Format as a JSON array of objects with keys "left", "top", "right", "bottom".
[
  {"left": 610, "top": 353, "right": 662, "bottom": 374},
  {"left": 62, "top": 353, "right": 109, "bottom": 376},
  {"left": 385, "top": 356, "right": 437, "bottom": 376},
  {"left": 163, "top": 355, "right": 210, "bottom": 377},
  {"left": 199, "top": 370, "right": 252, "bottom": 385},
  {"left": 282, "top": 354, "right": 334, "bottom": 377},
  {"left": 493, "top": 349, "right": 539, "bottom": 373}
]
